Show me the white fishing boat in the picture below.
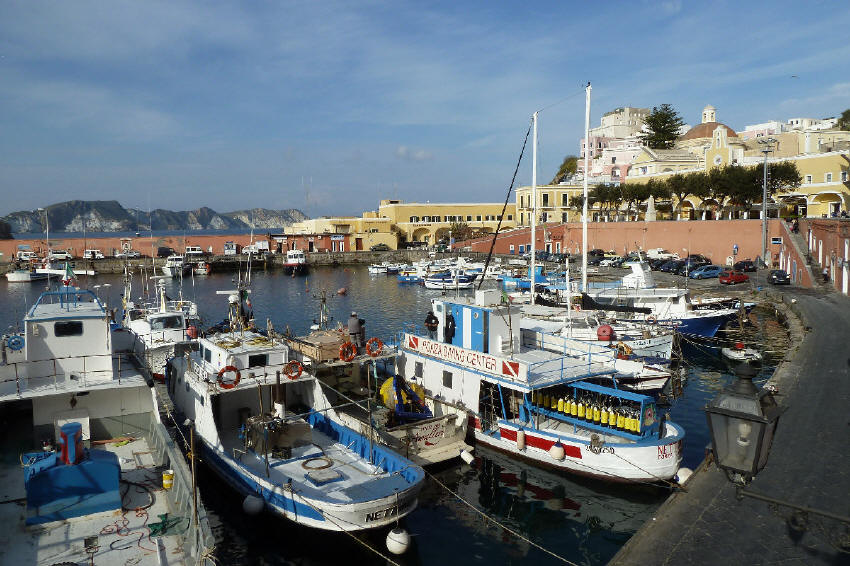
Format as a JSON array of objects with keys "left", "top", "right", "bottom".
[
  {"left": 161, "top": 254, "right": 190, "bottom": 278},
  {"left": 285, "top": 321, "right": 473, "bottom": 466},
  {"left": 283, "top": 249, "right": 308, "bottom": 275},
  {"left": 423, "top": 272, "right": 475, "bottom": 290},
  {"left": 721, "top": 342, "right": 763, "bottom": 363},
  {"left": 123, "top": 274, "right": 199, "bottom": 378},
  {"left": 0, "top": 285, "right": 214, "bottom": 565},
  {"left": 192, "top": 260, "right": 211, "bottom": 276},
  {"left": 166, "top": 288, "right": 425, "bottom": 534},
  {"left": 367, "top": 263, "right": 389, "bottom": 275},
  {"left": 397, "top": 289, "right": 684, "bottom": 483},
  {"left": 5, "top": 267, "right": 51, "bottom": 282}
]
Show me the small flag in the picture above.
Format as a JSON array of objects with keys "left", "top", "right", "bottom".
[{"left": 62, "top": 262, "right": 76, "bottom": 287}]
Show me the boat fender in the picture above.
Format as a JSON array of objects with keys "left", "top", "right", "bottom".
[
  {"left": 242, "top": 494, "right": 264, "bottom": 515},
  {"left": 460, "top": 449, "right": 475, "bottom": 465},
  {"left": 516, "top": 429, "right": 526, "bottom": 451},
  {"left": 675, "top": 467, "right": 694, "bottom": 485},
  {"left": 283, "top": 360, "right": 303, "bottom": 380},
  {"left": 366, "top": 337, "right": 383, "bottom": 357},
  {"left": 6, "top": 335, "right": 24, "bottom": 351},
  {"left": 386, "top": 527, "right": 411, "bottom": 555},
  {"left": 186, "top": 325, "right": 199, "bottom": 339},
  {"left": 217, "top": 365, "right": 241, "bottom": 389},
  {"left": 339, "top": 341, "right": 357, "bottom": 362},
  {"left": 549, "top": 441, "right": 566, "bottom": 461},
  {"left": 646, "top": 315, "right": 657, "bottom": 325}
]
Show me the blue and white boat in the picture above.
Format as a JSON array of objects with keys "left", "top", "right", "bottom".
[
  {"left": 423, "top": 271, "right": 475, "bottom": 290},
  {"left": 168, "top": 321, "right": 425, "bottom": 532}
]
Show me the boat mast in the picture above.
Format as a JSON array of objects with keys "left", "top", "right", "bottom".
[
  {"left": 581, "top": 82, "right": 591, "bottom": 293},
  {"left": 530, "top": 111, "right": 538, "bottom": 306}
]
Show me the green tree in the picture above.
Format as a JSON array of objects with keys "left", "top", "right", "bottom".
[
  {"left": 622, "top": 182, "right": 649, "bottom": 220},
  {"left": 552, "top": 155, "right": 579, "bottom": 184},
  {"left": 665, "top": 174, "right": 690, "bottom": 218},
  {"left": 838, "top": 109, "right": 850, "bottom": 131},
  {"left": 766, "top": 161, "right": 802, "bottom": 194},
  {"left": 640, "top": 104, "right": 684, "bottom": 149},
  {"left": 449, "top": 221, "right": 473, "bottom": 242}
]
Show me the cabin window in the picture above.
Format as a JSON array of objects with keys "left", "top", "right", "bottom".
[
  {"left": 204, "top": 348, "right": 212, "bottom": 363},
  {"left": 248, "top": 354, "right": 268, "bottom": 368},
  {"left": 151, "top": 315, "right": 183, "bottom": 330},
  {"left": 414, "top": 362, "right": 423, "bottom": 378},
  {"left": 442, "top": 370, "right": 453, "bottom": 389},
  {"left": 54, "top": 321, "right": 83, "bottom": 337}
]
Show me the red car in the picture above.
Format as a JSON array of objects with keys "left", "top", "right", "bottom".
[{"left": 719, "top": 270, "right": 749, "bottom": 285}]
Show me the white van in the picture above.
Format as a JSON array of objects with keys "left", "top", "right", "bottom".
[
  {"left": 16, "top": 250, "right": 38, "bottom": 261},
  {"left": 185, "top": 246, "right": 204, "bottom": 257},
  {"left": 83, "top": 249, "right": 105, "bottom": 260}
]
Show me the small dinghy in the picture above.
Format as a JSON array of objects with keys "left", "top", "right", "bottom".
[{"left": 721, "top": 342, "right": 762, "bottom": 363}]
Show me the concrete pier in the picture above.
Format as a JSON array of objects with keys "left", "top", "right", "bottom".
[{"left": 610, "top": 283, "right": 850, "bottom": 566}]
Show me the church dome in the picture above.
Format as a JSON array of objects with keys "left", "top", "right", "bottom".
[{"left": 679, "top": 122, "right": 737, "bottom": 140}]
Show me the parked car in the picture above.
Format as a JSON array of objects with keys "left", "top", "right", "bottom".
[
  {"left": 370, "top": 243, "right": 391, "bottom": 251},
  {"left": 689, "top": 265, "right": 724, "bottom": 279},
  {"left": 47, "top": 250, "right": 73, "bottom": 261},
  {"left": 676, "top": 258, "right": 710, "bottom": 276},
  {"left": 114, "top": 250, "right": 141, "bottom": 259},
  {"left": 16, "top": 250, "right": 39, "bottom": 261},
  {"left": 157, "top": 246, "right": 175, "bottom": 258},
  {"left": 719, "top": 270, "right": 749, "bottom": 285},
  {"left": 768, "top": 269, "right": 791, "bottom": 285},
  {"left": 733, "top": 259, "right": 757, "bottom": 272},
  {"left": 83, "top": 249, "right": 105, "bottom": 260},
  {"left": 659, "top": 259, "right": 685, "bottom": 273},
  {"left": 648, "top": 258, "right": 668, "bottom": 270}
]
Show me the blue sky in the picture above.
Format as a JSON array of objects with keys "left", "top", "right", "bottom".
[{"left": 1, "top": 1, "right": 848, "bottom": 218}]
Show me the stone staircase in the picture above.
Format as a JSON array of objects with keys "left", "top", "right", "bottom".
[{"left": 783, "top": 223, "right": 833, "bottom": 290}]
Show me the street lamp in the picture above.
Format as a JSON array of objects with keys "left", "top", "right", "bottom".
[
  {"left": 704, "top": 370, "right": 784, "bottom": 484},
  {"left": 757, "top": 137, "right": 777, "bottom": 268}
]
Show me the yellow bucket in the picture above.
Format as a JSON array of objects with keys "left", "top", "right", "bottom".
[{"left": 162, "top": 469, "right": 174, "bottom": 490}]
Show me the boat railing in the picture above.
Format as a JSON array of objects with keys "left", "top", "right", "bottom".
[
  {"left": 189, "top": 356, "right": 291, "bottom": 386},
  {"left": 146, "top": 412, "right": 216, "bottom": 564},
  {"left": 0, "top": 351, "right": 151, "bottom": 398}
]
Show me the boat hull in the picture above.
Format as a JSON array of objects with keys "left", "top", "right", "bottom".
[{"left": 283, "top": 263, "right": 308, "bottom": 276}]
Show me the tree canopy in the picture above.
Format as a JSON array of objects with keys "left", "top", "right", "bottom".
[
  {"left": 552, "top": 155, "right": 579, "bottom": 184},
  {"left": 640, "top": 104, "right": 684, "bottom": 149},
  {"left": 837, "top": 109, "right": 850, "bottom": 131}
]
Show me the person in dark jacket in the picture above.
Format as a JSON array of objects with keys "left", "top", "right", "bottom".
[
  {"left": 348, "top": 312, "right": 362, "bottom": 352},
  {"left": 424, "top": 311, "right": 439, "bottom": 339},
  {"left": 444, "top": 312, "right": 456, "bottom": 343}
]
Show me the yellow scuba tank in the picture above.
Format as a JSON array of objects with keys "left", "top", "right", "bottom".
[
  {"left": 551, "top": 395, "right": 558, "bottom": 410},
  {"left": 577, "top": 401, "right": 585, "bottom": 419},
  {"left": 557, "top": 397, "right": 564, "bottom": 413},
  {"left": 600, "top": 406, "right": 609, "bottom": 426},
  {"left": 570, "top": 399, "right": 577, "bottom": 416},
  {"left": 616, "top": 412, "right": 625, "bottom": 430},
  {"left": 593, "top": 405, "right": 601, "bottom": 423}
]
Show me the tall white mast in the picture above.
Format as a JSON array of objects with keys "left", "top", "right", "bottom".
[
  {"left": 581, "top": 83, "right": 591, "bottom": 293},
  {"left": 530, "top": 111, "right": 538, "bottom": 306}
]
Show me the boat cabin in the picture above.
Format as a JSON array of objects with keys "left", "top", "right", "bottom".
[
  {"left": 191, "top": 331, "right": 289, "bottom": 386},
  {"left": 185, "top": 246, "right": 204, "bottom": 257}
]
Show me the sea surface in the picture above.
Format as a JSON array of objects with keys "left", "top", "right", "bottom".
[{"left": 0, "top": 266, "right": 788, "bottom": 566}]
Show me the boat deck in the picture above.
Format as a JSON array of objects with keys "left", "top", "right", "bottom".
[
  {"left": 220, "top": 417, "right": 415, "bottom": 503},
  {"left": 0, "top": 437, "right": 188, "bottom": 566},
  {"left": 513, "top": 345, "right": 616, "bottom": 389}
]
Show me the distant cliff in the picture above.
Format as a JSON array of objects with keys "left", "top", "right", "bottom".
[
  {"left": 0, "top": 220, "right": 12, "bottom": 239},
  {"left": 1, "top": 200, "right": 308, "bottom": 234}
]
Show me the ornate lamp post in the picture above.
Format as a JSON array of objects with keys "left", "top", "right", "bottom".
[{"left": 757, "top": 137, "right": 777, "bottom": 268}]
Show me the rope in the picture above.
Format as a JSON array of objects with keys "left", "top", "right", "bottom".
[{"left": 426, "top": 470, "right": 580, "bottom": 565}]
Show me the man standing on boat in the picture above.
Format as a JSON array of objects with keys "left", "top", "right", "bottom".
[
  {"left": 444, "top": 312, "right": 456, "bottom": 344},
  {"left": 348, "top": 312, "right": 362, "bottom": 353},
  {"left": 424, "top": 311, "right": 439, "bottom": 339}
]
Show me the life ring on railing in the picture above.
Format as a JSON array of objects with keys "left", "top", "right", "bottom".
[
  {"left": 646, "top": 315, "right": 657, "bottom": 325},
  {"left": 366, "top": 337, "right": 383, "bottom": 357},
  {"left": 217, "top": 365, "right": 241, "bottom": 389},
  {"left": 6, "top": 335, "right": 24, "bottom": 351},
  {"left": 339, "top": 341, "right": 357, "bottom": 362},
  {"left": 284, "top": 360, "right": 303, "bottom": 380}
]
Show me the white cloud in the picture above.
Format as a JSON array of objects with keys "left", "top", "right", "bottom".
[{"left": 395, "top": 146, "right": 433, "bottom": 161}]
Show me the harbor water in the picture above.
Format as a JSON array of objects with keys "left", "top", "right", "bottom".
[{"left": 0, "top": 265, "right": 789, "bottom": 565}]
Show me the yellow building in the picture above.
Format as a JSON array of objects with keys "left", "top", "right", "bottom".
[
  {"left": 515, "top": 184, "right": 585, "bottom": 226},
  {"left": 284, "top": 199, "right": 517, "bottom": 250}
]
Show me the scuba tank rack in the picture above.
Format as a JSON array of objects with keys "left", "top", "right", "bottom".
[{"left": 523, "top": 381, "right": 660, "bottom": 441}]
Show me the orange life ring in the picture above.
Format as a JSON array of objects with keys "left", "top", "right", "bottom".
[
  {"left": 284, "top": 360, "right": 303, "bottom": 380},
  {"left": 646, "top": 315, "right": 657, "bottom": 325},
  {"left": 339, "top": 341, "right": 357, "bottom": 362},
  {"left": 365, "top": 337, "right": 383, "bottom": 357},
  {"left": 217, "top": 365, "right": 241, "bottom": 389}
]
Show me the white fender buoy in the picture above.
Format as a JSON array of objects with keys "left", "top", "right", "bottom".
[
  {"left": 549, "top": 441, "right": 566, "bottom": 461},
  {"left": 242, "top": 494, "right": 264, "bottom": 515},
  {"left": 460, "top": 449, "right": 475, "bottom": 465},
  {"left": 386, "top": 527, "right": 411, "bottom": 555},
  {"left": 516, "top": 429, "right": 526, "bottom": 451},
  {"left": 675, "top": 467, "right": 694, "bottom": 485}
]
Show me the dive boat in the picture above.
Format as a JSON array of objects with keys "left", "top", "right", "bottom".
[
  {"left": 283, "top": 249, "right": 308, "bottom": 275},
  {"left": 167, "top": 293, "right": 425, "bottom": 532},
  {"left": 161, "top": 254, "right": 190, "bottom": 278},
  {"left": 396, "top": 289, "right": 685, "bottom": 483},
  {"left": 0, "top": 285, "right": 214, "bottom": 565}
]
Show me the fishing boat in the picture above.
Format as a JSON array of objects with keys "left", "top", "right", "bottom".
[
  {"left": 161, "top": 254, "right": 190, "bottom": 278},
  {"left": 166, "top": 290, "right": 425, "bottom": 533},
  {"left": 367, "top": 263, "right": 389, "bottom": 275},
  {"left": 192, "top": 260, "right": 211, "bottom": 276},
  {"left": 396, "top": 289, "right": 685, "bottom": 483},
  {"left": 0, "top": 284, "right": 214, "bottom": 565},
  {"left": 283, "top": 298, "right": 473, "bottom": 466},
  {"left": 5, "top": 266, "right": 52, "bottom": 282},
  {"left": 423, "top": 271, "right": 475, "bottom": 290},
  {"left": 721, "top": 342, "right": 762, "bottom": 364},
  {"left": 283, "top": 249, "right": 308, "bottom": 276},
  {"left": 123, "top": 274, "right": 199, "bottom": 378}
]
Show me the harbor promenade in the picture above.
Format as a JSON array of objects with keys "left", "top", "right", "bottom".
[{"left": 610, "top": 284, "right": 850, "bottom": 565}]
